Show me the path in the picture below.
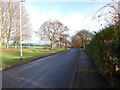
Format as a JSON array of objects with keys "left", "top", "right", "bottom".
[{"left": 71, "top": 49, "right": 110, "bottom": 88}]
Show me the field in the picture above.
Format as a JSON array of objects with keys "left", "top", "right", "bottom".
[{"left": 0, "top": 46, "right": 67, "bottom": 70}]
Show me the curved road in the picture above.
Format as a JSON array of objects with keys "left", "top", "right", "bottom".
[{"left": 3, "top": 48, "right": 80, "bottom": 88}]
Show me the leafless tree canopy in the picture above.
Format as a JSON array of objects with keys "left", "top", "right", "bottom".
[
  {"left": 0, "top": 1, "right": 32, "bottom": 48},
  {"left": 37, "top": 20, "right": 69, "bottom": 49},
  {"left": 93, "top": 1, "right": 120, "bottom": 26},
  {"left": 72, "top": 30, "right": 94, "bottom": 48}
]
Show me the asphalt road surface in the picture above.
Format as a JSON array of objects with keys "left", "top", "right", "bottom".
[{"left": 2, "top": 48, "right": 80, "bottom": 88}]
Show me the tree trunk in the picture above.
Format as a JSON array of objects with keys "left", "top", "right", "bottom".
[
  {"left": 0, "top": 37, "right": 4, "bottom": 47},
  {"left": 60, "top": 42, "right": 62, "bottom": 48},
  {"left": 6, "top": 29, "right": 11, "bottom": 49},
  {"left": 14, "top": 41, "right": 18, "bottom": 49},
  {"left": 6, "top": 40, "right": 9, "bottom": 49},
  {"left": 51, "top": 44, "right": 54, "bottom": 50},
  {"left": 51, "top": 41, "right": 54, "bottom": 50},
  {"left": 65, "top": 42, "right": 67, "bottom": 49}
]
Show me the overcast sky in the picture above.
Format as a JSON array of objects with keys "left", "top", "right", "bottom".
[{"left": 23, "top": 0, "right": 112, "bottom": 44}]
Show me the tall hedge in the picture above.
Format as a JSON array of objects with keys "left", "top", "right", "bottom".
[{"left": 86, "top": 23, "right": 120, "bottom": 87}]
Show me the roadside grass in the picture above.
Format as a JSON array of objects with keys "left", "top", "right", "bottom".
[
  {"left": 21, "top": 46, "right": 51, "bottom": 49},
  {"left": 0, "top": 47, "right": 66, "bottom": 69}
]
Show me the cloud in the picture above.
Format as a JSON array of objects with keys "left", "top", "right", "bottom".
[
  {"left": 25, "top": 4, "right": 104, "bottom": 44},
  {"left": 26, "top": 0, "right": 118, "bottom": 2}
]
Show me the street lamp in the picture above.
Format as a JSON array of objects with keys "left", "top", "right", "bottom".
[
  {"left": 20, "top": 0, "right": 25, "bottom": 60},
  {"left": 118, "top": 1, "right": 120, "bottom": 22}
]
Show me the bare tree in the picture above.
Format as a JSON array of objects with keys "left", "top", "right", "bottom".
[
  {"left": 0, "top": 1, "right": 32, "bottom": 48},
  {"left": 37, "top": 20, "right": 69, "bottom": 50},
  {"left": 56, "top": 34, "right": 69, "bottom": 48},
  {"left": 93, "top": 1, "right": 120, "bottom": 26},
  {"left": 0, "top": 1, "right": 10, "bottom": 47},
  {"left": 11, "top": 4, "right": 32, "bottom": 48},
  {"left": 72, "top": 30, "right": 94, "bottom": 48}
]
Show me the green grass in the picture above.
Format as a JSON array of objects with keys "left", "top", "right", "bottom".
[
  {"left": 0, "top": 47, "right": 66, "bottom": 69},
  {"left": 22, "top": 46, "right": 50, "bottom": 49}
]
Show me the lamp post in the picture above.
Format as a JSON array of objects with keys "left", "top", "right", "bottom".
[
  {"left": 118, "top": 1, "right": 120, "bottom": 22},
  {"left": 20, "top": 0, "right": 25, "bottom": 60}
]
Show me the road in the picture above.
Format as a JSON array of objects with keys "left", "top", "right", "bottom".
[{"left": 2, "top": 48, "right": 80, "bottom": 88}]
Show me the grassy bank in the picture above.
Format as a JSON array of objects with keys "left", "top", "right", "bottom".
[{"left": 0, "top": 46, "right": 67, "bottom": 70}]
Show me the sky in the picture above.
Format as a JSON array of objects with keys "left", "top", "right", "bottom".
[{"left": 23, "top": 0, "right": 113, "bottom": 44}]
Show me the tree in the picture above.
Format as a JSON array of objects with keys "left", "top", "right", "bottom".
[
  {"left": 93, "top": 1, "right": 120, "bottom": 25},
  {"left": 72, "top": 35, "right": 82, "bottom": 48},
  {"left": 56, "top": 34, "right": 69, "bottom": 48},
  {"left": 92, "top": 1, "right": 120, "bottom": 44},
  {"left": 92, "top": 1, "right": 120, "bottom": 76},
  {"left": 0, "top": 1, "right": 32, "bottom": 48},
  {"left": 0, "top": 1, "right": 8, "bottom": 46},
  {"left": 72, "top": 30, "right": 94, "bottom": 48},
  {"left": 11, "top": 4, "right": 32, "bottom": 48},
  {"left": 37, "top": 20, "right": 69, "bottom": 50}
]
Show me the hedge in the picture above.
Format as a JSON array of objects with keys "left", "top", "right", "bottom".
[{"left": 86, "top": 23, "right": 120, "bottom": 87}]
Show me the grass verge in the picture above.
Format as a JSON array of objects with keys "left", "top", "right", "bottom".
[{"left": 0, "top": 47, "right": 67, "bottom": 70}]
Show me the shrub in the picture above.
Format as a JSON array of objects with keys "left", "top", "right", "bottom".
[{"left": 86, "top": 23, "right": 120, "bottom": 87}]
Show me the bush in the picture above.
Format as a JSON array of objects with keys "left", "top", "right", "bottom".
[{"left": 86, "top": 23, "right": 120, "bottom": 88}]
